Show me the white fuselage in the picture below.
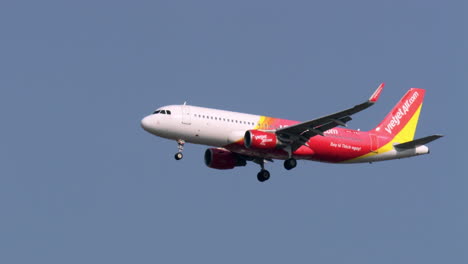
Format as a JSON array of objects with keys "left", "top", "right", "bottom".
[{"left": 141, "top": 104, "right": 263, "bottom": 147}]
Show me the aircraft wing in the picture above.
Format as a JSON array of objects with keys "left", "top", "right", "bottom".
[{"left": 275, "top": 83, "right": 385, "bottom": 150}]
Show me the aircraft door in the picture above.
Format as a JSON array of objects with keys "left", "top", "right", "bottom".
[
  {"left": 181, "top": 105, "right": 191, "bottom": 125},
  {"left": 370, "top": 133, "right": 378, "bottom": 152}
]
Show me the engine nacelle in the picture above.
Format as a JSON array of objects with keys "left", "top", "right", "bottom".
[
  {"left": 204, "top": 148, "right": 247, "bottom": 170},
  {"left": 244, "top": 130, "right": 280, "bottom": 149}
]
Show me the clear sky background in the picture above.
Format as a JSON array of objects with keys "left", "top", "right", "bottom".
[{"left": 1, "top": 1, "right": 466, "bottom": 263}]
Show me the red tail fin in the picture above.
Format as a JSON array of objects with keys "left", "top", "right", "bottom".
[{"left": 373, "top": 88, "right": 425, "bottom": 143}]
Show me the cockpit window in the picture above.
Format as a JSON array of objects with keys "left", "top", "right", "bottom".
[{"left": 153, "top": 109, "right": 171, "bottom": 115}]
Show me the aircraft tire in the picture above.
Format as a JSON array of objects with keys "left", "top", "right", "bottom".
[
  {"left": 175, "top": 152, "right": 183, "bottom": 160},
  {"left": 257, "top": 170, "right": 270, "bottom": 182},
  {"left": 284, "top": 158, "right": 297, "bottom": 170}
]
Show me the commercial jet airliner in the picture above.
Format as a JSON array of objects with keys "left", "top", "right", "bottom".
[{"left": 141, "top": 83, "right": 442, "bottom": 182}]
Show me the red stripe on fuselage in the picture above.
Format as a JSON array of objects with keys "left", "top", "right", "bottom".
[{"left": 224, "top": 117, "right": 392, "bottom": 163}]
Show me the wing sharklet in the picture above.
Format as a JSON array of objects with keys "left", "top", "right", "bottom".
[{"left": 369, "top": 83, "right": 385, "bottom": 102}]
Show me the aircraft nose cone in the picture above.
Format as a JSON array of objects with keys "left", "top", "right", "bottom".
[{"left": 141, "top": 115, "right": 153, "bottom": 131}]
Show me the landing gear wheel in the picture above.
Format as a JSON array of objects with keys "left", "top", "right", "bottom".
[
  {"left": 174, "top": 139, "right": 185, "bottom": 160},
  {"left": 257, "top": 170, "right": 270, "bottom": 182},
  {"left": 284, "top": 158, "right": 297, "bottom": 170},
  {"left": 175, "top": 152, "right": 183, "bottom": 160}
]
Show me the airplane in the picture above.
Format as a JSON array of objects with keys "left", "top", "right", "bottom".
[{"left": 141, "top": 83, "right": 443, "bottom": 182}]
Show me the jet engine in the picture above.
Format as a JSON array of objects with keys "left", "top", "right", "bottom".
[
  {"left": 244, "top": 130, "right": 281, "bottom": 149},
  {"left": 204, "top": 148, "right": 247, "bottom": 170}
]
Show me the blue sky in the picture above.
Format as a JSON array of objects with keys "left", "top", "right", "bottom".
[{"left": 1, "top": 1, "right": 466, "bottom": 263}]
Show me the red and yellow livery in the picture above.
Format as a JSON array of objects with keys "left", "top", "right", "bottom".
[{"left": 142, "top": 84, "right": 442, "bottom": 182}]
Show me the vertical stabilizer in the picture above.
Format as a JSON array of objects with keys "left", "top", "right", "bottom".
[{"left": 373, "top": 88, "right": 425, "bottom": 143}]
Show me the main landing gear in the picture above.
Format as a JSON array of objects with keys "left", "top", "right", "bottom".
[
  {"left": 283, "top": 158, "right": 297, "bottom": 170},
  {"left": 257, "top": 169, "right": 270, "bottom": 182},
  {"left": 283, "top": 146, "right": 297, "bottom": 170},
  {"left": 174, "top": 139, "right": 185, "bottom": 160},
  {"left": 254, "top": 158, "right": 297, "bottom": 182},
  {"left": 254, "top": 158, "right": 271, "bottom": 182}
]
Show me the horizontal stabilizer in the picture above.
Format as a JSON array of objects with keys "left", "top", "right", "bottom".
[{"left": 394, "top": 134, "right": 443, "bottom": 149}]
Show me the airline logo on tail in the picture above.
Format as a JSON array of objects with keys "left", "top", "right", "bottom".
[{"left": 384, "top": 91, "right": 420, "bottom": 134}]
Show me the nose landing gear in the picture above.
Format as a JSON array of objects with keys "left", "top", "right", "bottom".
[
  {"left": 175, "top": 152, "right": 183, "bottom": 160},
  {"left": 174, "top": 139, "right": 185, "bottom": 160}
]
